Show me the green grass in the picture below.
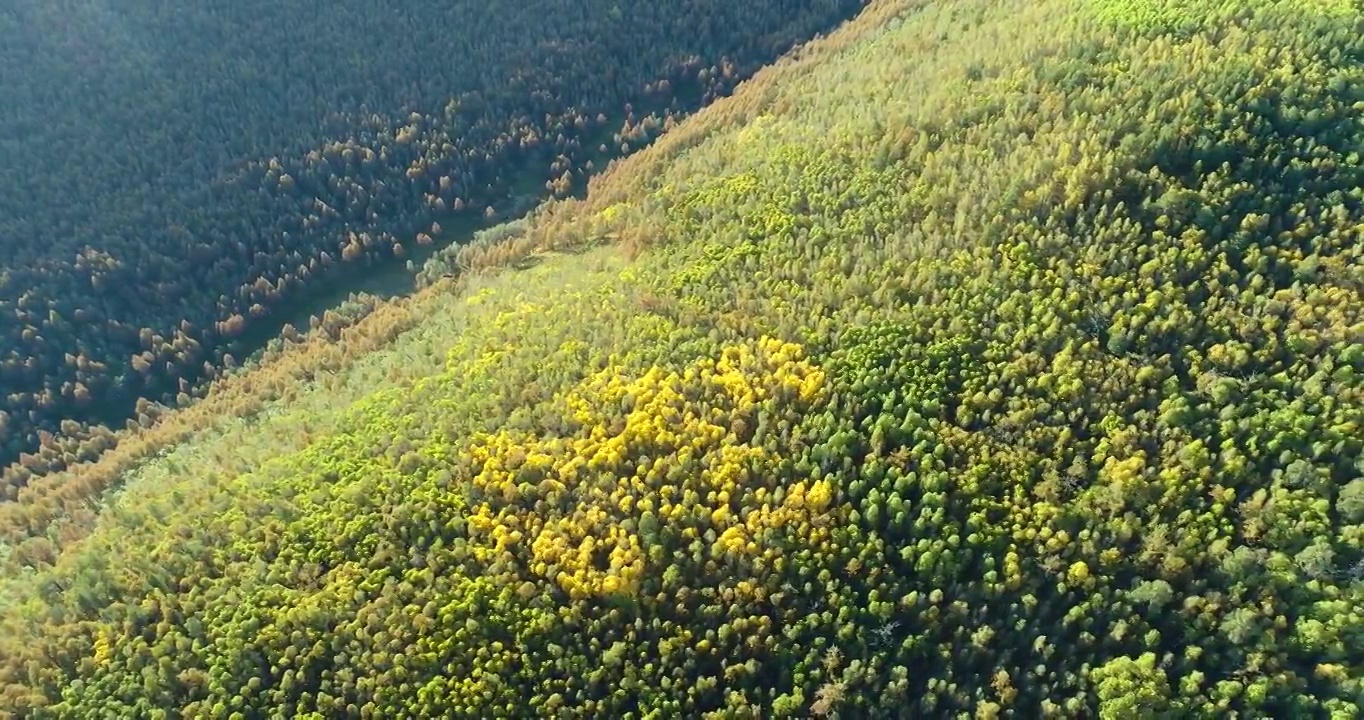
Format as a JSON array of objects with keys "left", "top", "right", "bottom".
[{"left": 2, "top": 0, "right": 1363, "bottom": 716}]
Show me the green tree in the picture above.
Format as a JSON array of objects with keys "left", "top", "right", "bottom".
[{"left": 1092, "top": 653, "right": 1176, "bottom": 720}]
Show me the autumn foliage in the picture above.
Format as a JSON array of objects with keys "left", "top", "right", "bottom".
[
  {"left": 1, "top": 0, "right": 1362, "bottom": 717},
  {"left": 0, "top": 0, "right": 862, "bottom": 473}
]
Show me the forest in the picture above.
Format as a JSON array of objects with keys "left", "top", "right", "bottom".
[
  {"left": 0, "top": 0, "right": 862, "bottom": 476},
  {"left": 1, "top": 0, "right": 1363, "bottom": 717}
]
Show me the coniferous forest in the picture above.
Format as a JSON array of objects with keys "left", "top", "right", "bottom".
[
  {"left": 0, "top": 0, "right": 861, "bottom": 474},
  {"left": 1, "top": 0, "right": 1363, "bottom": 717}
]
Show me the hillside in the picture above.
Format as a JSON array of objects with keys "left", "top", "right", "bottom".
[
  {"left": 3, "top": 0, "right": 1364, "bottom": 716},
  {"left": 0, "top": 0, "right": 861, "bottom": 473}
]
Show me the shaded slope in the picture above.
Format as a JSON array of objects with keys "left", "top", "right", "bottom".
[
  {"left": 2, "top": 0, "right": 1362, "bottom": 716},
  {"left": 0, "top": 0, "right": 861, "bottom": 472}
]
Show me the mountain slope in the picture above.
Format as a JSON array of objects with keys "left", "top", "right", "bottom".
[
  {"left": 0, "top": 0, "right": 861, "bottom": 472},
  {"left": 2, "top": 0, "right": 1363, "bottom": 716}
]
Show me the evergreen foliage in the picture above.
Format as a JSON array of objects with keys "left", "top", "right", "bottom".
[
  {"left": 0, "top": 0, "right": 860, "bottom": 473},
  {"left": 1, "top": 0, "right": 1362, "bottom": 716}
]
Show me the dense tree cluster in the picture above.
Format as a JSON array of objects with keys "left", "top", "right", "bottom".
[
  {"left": 2, "top": 0, "right": 1363, "bottom": 716},
  {"left": 0, "top": 0, "right": 862, "bottom": 472}
]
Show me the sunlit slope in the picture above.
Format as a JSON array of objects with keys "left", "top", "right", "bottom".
[
  {"left": 0, "top": 0, "right": 862, "bottom": 473},
  {"left": 4, "top": 0, "right": 1364, "bottom": 716}
]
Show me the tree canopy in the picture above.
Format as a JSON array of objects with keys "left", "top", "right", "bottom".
[{"left": 1, "top": 0, "right": 1361, "bottom": 716}]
